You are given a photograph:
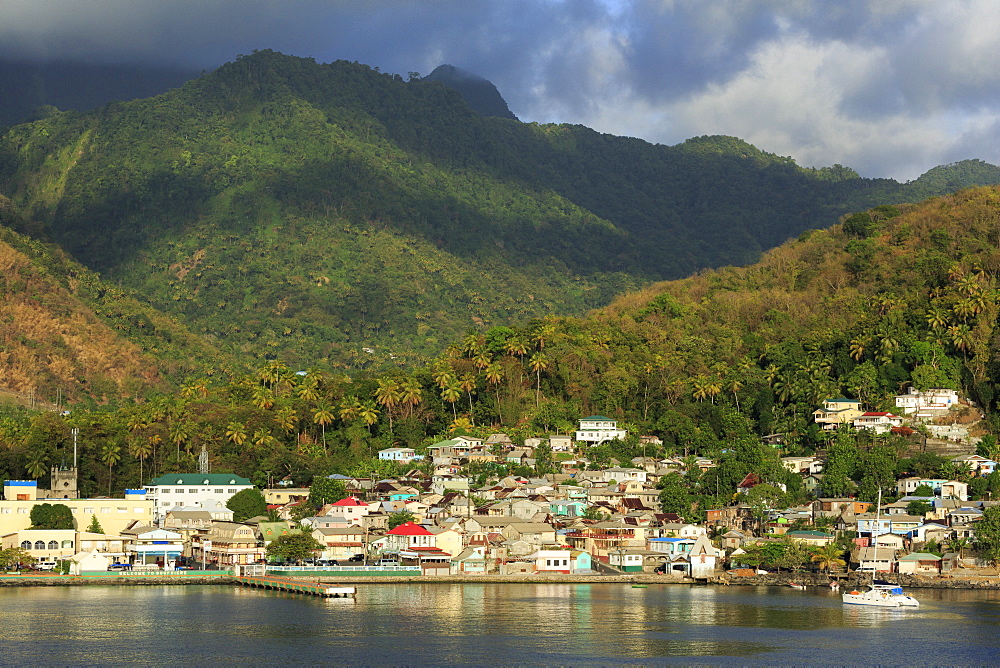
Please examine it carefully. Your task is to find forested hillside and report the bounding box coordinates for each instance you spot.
[3,186,1000,501]
[0,196,228,405]
[1,50,1000,372]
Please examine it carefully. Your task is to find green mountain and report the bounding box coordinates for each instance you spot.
[1,50,999,373]
[422,64,518,120]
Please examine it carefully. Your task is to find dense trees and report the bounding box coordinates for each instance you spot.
[226,488,268,522]
[29,503,74,530]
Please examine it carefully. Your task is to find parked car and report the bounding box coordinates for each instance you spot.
[107,562,132,571]
[348,554,365,562]
[35,560,58,571]
[376,559,400,567]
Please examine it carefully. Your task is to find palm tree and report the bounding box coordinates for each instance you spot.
[251,428,276,450]
[169,420,192,459]
[375,378,401,431]
[949,537,970,560]
[339,396,362,423]
[225,422,248,447]
[252,386,275,410]
[128,436,153,486]
[398,377,423,418]
[25,456,47,480]
[810,544,846,573]
[441,381,462,420]
[100,442,122,496]
[312,403,334,452]
[275,406,298,433]
[485,361,504,422]
[458,374,477,424]
[528,351,550,408]
[358,402,380,434]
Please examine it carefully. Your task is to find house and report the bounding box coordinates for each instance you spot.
[262,488,310,505]
[121,526,184,568]
[575,415,627,445]
[604,467,647,484]
[70,549,113,574]
[377,447,419,462]
[608,549,646,572]
[384,522,436,555]
[853,546,896,572]
[450,546,488,574]
[312,526,366,561]
[895,388,959,415]
[897,552,942,574]
[193,522,265,566]
[145,474,253,523]
[324,496,370,526]
[688,534,720,579]
[528,549,592,574]
[784,530,835,547]
[853,412,904,434]
[813,398,864,430]
[781,457,824,475]
[950,455,998,476]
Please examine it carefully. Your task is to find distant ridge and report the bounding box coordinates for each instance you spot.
[423,64,518,120]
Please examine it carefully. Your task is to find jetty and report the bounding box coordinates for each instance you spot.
[235,575,356,598]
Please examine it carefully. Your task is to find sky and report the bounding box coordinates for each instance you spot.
[2,0,999,181]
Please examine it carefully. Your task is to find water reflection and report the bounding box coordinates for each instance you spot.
[2,583,998,665]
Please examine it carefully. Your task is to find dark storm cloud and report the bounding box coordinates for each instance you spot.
[1,0,998,180]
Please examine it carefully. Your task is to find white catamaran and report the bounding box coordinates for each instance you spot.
[842,488,920,608]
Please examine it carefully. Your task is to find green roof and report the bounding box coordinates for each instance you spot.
[149,473,252,486]
[580,415,614,421]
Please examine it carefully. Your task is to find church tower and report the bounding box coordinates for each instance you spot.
[50,462,79,499]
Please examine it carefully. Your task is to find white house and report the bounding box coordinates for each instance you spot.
[603,467,647,484]
[145,474,253,523]
[377,447,420,462]
[895,388,959,415]
[852,412,903,434]
[575,416,627,445]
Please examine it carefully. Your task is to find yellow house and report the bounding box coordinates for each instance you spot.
[812,398,864,430]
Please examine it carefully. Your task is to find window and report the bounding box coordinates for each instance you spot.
[135,508,146,513]
[61,540,72,549]
[47,541,58,550]
[189,489,198,494]
[215,489,224,494]
[1,508,9,514]
[34,541,45,550]
[20,541,31,549]
[17,508,29,514]
[228,489,237,494]
[70,508,78,513]
[118,507,127,513]
[100,507,111,513]
[84,507,94,513]
[176,489,184,494]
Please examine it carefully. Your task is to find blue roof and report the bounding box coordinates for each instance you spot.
[4,480,37,486]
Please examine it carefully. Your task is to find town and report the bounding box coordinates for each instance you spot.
[3,389,998,586]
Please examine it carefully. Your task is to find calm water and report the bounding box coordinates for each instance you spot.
[1,583,998,666]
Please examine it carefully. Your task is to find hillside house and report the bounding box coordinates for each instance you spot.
[813,398,864,430]
[575,416,628,445]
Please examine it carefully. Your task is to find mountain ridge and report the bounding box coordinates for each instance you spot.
[1,50,1000,375]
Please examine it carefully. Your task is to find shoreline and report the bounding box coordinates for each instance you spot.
[3,571,999,589]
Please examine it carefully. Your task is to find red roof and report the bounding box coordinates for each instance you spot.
[387,521,434,536]
[332,496,366,507]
